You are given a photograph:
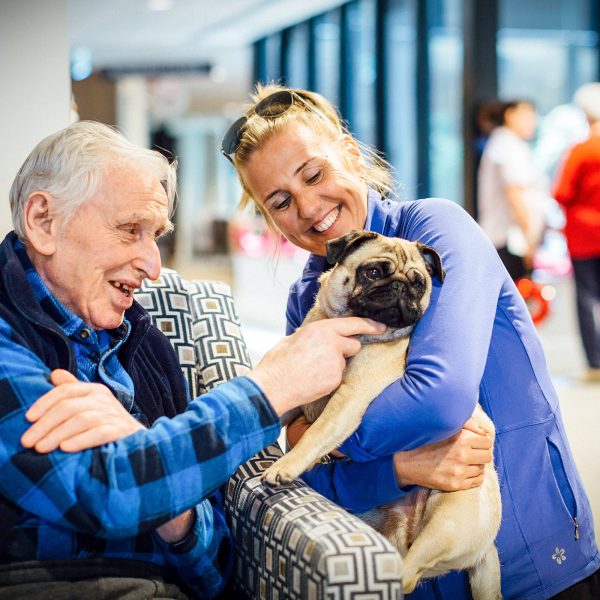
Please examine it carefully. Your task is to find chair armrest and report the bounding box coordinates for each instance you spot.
[225,444,403,599]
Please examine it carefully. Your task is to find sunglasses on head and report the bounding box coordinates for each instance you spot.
[220,90,314,164]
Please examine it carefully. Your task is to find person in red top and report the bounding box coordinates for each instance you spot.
[553,82,600,382]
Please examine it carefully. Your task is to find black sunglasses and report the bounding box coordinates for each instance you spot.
[220,90,313,163]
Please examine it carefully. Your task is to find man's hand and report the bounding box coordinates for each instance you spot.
[249,317,386,417]
[393,418,493,491]
[21,369,144,453]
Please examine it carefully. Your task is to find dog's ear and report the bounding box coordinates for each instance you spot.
[326,230,379,265]
[417,242,446,282]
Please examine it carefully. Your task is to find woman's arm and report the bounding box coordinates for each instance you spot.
[287,414,492,494]
[553,145,581,206]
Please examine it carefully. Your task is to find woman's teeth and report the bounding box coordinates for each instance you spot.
[314,207,340,233]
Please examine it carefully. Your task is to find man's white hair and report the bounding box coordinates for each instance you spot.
[574,82,600,123]
[9,121,177,240]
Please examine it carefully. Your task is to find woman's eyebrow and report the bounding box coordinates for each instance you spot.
[264,158,317,203]
[293,157,316,176]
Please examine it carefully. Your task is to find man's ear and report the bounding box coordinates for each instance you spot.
[24,192,59,256]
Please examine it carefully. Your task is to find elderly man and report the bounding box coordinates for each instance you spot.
[0,121,387,599]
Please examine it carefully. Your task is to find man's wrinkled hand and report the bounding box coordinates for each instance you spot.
[21,369,144,453]
[248,317,386,417]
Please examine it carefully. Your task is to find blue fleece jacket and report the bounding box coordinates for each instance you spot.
[286,192,599,599]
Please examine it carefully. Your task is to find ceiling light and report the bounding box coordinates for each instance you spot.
[148,0,173,11]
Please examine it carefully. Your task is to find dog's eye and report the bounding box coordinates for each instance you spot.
[364,266,383,281]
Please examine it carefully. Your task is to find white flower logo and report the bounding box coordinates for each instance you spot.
[552,547,566,565]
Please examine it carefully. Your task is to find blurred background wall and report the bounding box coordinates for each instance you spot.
[0,0,71,234]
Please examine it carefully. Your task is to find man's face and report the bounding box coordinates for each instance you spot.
[38,164,171,330]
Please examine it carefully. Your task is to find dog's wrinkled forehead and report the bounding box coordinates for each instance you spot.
[355,238,418,267]
[326,230,445,282]
[337,237,426,274]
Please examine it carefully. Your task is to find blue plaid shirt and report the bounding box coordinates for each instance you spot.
[0,240,281,598]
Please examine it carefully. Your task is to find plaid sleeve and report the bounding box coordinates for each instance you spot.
[0,317,281,540]
[154,493,233,598]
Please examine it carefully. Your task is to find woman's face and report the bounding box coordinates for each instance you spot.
[239,122,369,256]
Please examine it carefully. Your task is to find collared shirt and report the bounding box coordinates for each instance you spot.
[18,239,136,410]
[0,238,281,598]
[478,126,548,250]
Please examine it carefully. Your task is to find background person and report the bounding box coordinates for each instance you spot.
[553,82,600,383]
[477,99,549,280]
[223,84,600,599]
[0,120,389,599]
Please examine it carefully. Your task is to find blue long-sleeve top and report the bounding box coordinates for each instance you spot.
[285,192,599,599]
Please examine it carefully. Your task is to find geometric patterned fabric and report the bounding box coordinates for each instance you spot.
[225,444,404,600]
[140,270,404,599]
[139,269,251,397]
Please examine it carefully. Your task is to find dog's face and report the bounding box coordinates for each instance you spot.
[318,230,445,330]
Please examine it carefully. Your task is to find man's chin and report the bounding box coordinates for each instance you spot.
[88,310,126,331]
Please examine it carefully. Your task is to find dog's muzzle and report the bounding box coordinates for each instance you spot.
[348,280,424,328]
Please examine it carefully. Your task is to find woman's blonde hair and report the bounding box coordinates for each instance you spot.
[230,83,394,231]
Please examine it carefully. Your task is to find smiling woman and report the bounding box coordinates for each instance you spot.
[222,84,600,599]
[227,84,393,256]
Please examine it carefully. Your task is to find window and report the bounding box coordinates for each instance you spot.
[385,0,417,196]
[498,0,599,175]
[428,0,464,203]
[313,10,342,108]
[285,22,310,89]
[345,0,377,146]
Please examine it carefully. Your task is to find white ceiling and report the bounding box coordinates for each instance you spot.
[70,0,347,68]
[69,0,347,115]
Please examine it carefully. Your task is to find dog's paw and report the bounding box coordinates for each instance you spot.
[401,573,419,595]
[261,457,303,487]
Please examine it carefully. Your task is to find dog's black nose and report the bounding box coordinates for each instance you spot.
[391,280,409,298]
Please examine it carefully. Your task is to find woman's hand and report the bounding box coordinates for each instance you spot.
[393,417,494,491]
[21,369,145,453]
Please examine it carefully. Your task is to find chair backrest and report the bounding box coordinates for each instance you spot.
[138,269,252,398]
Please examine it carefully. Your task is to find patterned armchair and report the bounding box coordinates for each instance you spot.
[139,270,403,600]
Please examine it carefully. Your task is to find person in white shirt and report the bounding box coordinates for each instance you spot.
[477,100,549,280]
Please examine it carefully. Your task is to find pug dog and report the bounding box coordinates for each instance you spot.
[262,230,502,600]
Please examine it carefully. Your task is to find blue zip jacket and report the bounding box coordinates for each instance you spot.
[286,192,599,599]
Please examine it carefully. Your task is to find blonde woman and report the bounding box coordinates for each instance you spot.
[222,84,599,599]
